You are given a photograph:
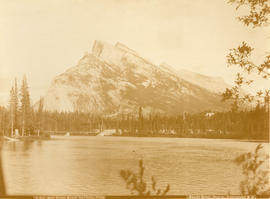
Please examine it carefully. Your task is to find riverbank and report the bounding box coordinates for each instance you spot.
[111,133,269,143]
[44,129,269,143]
[1,132,268,143]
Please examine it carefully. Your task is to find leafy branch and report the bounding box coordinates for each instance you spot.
[223,0,270,109]
[120,160,170,196]
[227,42,270,79]
[228,0,270,27]
[222,41,270,109]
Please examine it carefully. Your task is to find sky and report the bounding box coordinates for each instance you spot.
[0,0,269,106]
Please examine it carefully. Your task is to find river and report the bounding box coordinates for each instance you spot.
[1,136,269,195]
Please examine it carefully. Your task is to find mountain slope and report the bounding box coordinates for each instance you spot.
[42,40,229,115]
[159,63,231,93]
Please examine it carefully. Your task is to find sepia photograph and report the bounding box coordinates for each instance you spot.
[0,0,269,198]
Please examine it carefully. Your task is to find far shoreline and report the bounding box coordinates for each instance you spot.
[47,132,270,143]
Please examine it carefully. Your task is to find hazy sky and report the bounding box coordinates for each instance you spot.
[0,0,269,105]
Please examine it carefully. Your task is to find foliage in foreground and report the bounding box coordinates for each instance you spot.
[235,144,270,195]
[223,0,270,110]
[120,160,170,196]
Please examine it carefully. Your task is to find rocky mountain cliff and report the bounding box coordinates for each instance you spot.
[42,40,229,115]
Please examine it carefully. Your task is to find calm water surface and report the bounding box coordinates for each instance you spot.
[2,136,269,195]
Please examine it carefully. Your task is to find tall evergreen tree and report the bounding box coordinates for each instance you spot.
[20,75,31,136]
[13,78,19,130]
[37,97,44,135]
[9,86,15,136]
[138,106,143,135]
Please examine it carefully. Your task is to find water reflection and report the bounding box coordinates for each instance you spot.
[4,141,33,154]
[3,140,44,153]
[0,137,269,195]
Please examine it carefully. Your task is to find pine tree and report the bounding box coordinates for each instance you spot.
[14,78,19,130]
[138,107,143,135]
[20,75,31,136]
[9,86,15,136]
[37,97,44,135]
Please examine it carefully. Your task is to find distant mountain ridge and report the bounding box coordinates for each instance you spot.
[42,40,229,115]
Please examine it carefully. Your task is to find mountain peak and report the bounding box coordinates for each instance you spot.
[42,40,229,114]
[92,40,127,66]
[115,42,139,56]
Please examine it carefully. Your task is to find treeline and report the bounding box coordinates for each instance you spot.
[0,102,268,140]
[1,76,33,136]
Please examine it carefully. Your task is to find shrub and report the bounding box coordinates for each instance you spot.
[120,159,170,196]
[235,144,270,195]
